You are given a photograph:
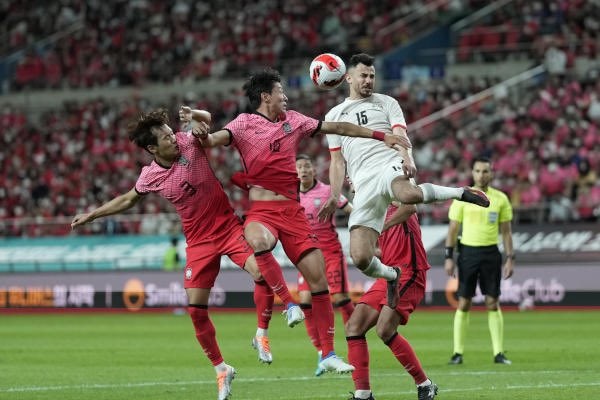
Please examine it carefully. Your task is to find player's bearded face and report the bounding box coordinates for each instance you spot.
[351,64,375,97]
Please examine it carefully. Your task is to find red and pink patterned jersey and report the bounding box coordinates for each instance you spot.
[378,205,430,271]
[135,131,236,244]
[224,111,321,200]
[299,180,348,244]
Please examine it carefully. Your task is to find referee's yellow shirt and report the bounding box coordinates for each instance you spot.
[448,186,513,247]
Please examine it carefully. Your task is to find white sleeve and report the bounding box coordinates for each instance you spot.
[326,133,341,150]
[385,96,407,129]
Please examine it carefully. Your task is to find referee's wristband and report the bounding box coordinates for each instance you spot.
[444,246,454,259]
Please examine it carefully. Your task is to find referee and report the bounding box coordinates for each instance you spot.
[444,156,515,365]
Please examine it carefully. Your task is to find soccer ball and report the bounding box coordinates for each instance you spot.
[309,53,346,89]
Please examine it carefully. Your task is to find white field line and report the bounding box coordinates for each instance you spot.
[1,370,598,395]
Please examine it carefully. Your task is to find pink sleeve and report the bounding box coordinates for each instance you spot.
[292,111,321,138]
[134,169,150,195]
[223,115,246,145]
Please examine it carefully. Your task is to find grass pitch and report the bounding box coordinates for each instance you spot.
[1,309,599,400]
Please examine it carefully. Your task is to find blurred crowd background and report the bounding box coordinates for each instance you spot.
[1,0,599,237]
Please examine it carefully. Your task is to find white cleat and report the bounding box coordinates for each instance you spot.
[317,352,355,374]
[252,335,273,364]
[282,303,305,328]
[216,364,235,400]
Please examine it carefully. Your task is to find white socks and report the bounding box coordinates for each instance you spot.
[362,257,397,280]
[418,183,464,203]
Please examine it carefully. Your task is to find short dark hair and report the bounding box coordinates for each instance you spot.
[127,109,169,151]
[296,153,312,162]
[348,53,375,68]
[243,68,281,110]
[472,156,492,168]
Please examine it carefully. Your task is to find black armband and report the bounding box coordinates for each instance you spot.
[444,246,454,259]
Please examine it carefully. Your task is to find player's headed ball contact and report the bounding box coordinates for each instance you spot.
[309,53,346,90]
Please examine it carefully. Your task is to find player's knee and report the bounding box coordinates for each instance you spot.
[375,323,395,342]
[345,317,363,336]
[350,251,371,269]
[247,237,272,252]
[396,190,421,205]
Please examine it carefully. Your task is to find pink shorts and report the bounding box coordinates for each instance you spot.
[183,217,251,289]
[244,200,319,264]
[298,247,349,294]
[359,269,427,325]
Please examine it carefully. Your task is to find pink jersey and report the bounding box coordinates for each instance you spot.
[299,180,348,245]
[135,131,236,244]
[378,205,430,271]
[224,111,321,200]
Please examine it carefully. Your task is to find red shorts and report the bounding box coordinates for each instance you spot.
[298,247,349,294]
[183,217,252,289]
[359,269,427,325]
[244,200,319,265]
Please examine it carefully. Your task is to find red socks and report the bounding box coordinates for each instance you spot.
[300,303,321,352]
[347,335,370,391]
[254,251,294,306]
[188,305,223,366]
[385,332,427,384]
[311,291,335,356]
[253,280,273,329]
[334,298,355,324]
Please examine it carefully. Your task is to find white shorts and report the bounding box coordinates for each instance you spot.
[348,162,405,233]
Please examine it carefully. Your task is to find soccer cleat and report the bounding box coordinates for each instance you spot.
[216,364,236,400]
[494,352,512,365]
[417,381,438,400]
[315,352,325,376]
[448,353,463,365]
[386,267,401,308]
[318,352,355,374]
[252,335,273,364]
[460,187,490,207]
[282,303,305,328]
[348,392,375,400]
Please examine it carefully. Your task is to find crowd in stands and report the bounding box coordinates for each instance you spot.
[1,66,599,236]
[4,0,485,91]
[454,0,599,63]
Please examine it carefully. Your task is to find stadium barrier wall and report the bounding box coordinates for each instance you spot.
[1,223,599,310]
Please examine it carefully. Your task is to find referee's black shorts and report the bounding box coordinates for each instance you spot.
[456,244,502,298]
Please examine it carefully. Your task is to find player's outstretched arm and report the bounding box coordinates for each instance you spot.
[318,149,346,221]
[179,106,211,126]
[319,121,412,149]
[71,188,141,229]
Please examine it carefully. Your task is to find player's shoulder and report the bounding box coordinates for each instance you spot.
[229,112,253,124]
[372,92,398,105]
[285,109,312,121]
[314,180,330,191]
[325,99,350,118]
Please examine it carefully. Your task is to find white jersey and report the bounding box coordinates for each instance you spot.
[325,93,407,189]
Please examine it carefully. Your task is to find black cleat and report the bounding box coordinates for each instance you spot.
[494,352,512,365]
[348,392,375,400]
[460,187,490,207]
[386,267,401,308]
[448,353,463,365]
[417,381,438,400]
